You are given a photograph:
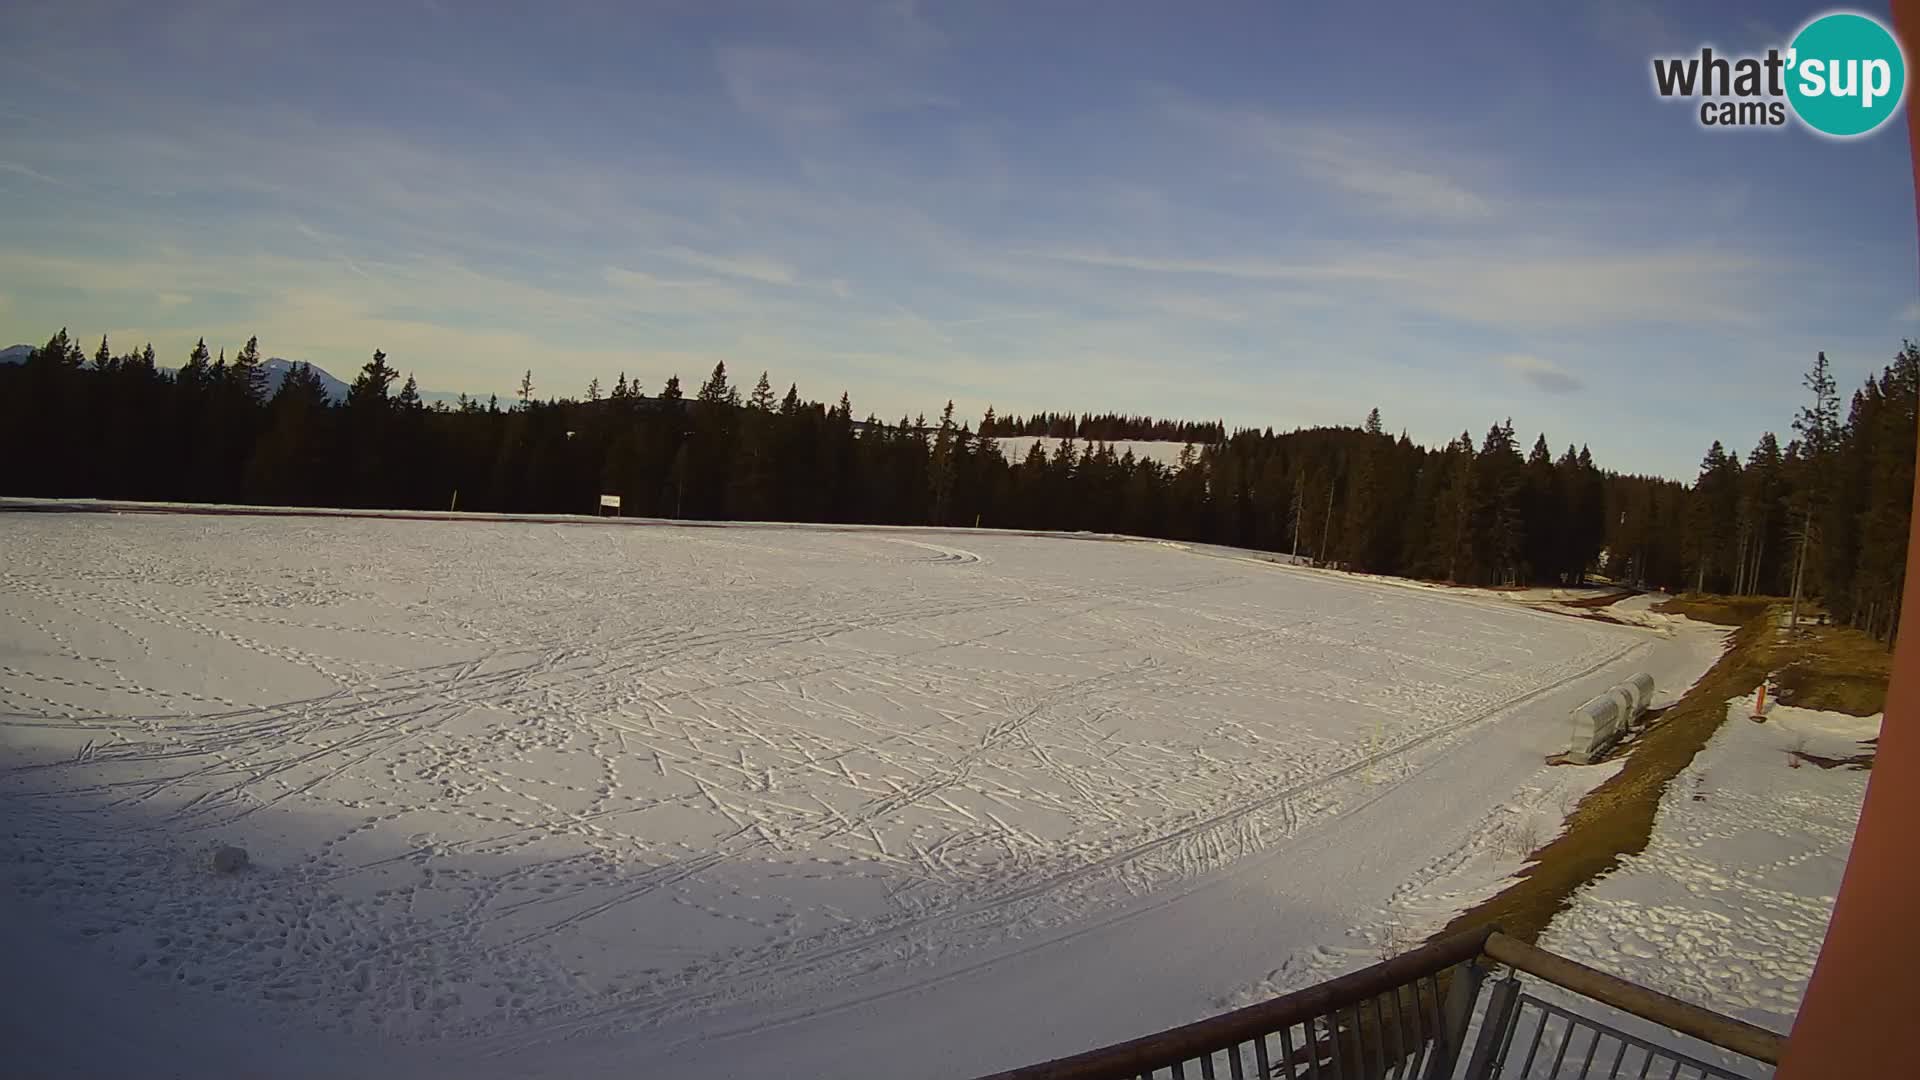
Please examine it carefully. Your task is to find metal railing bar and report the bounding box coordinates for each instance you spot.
[1201,1050,1217,1080]
[1515,996,1750,1078]
[1605,1035,1628,1080]
[1254,1034,1273,1080]
[1229,1040,1246,1080]
[1484,934,1784,1066]
[1546,1012,1577,1079]
[1517,1008,1551,1079]
[1490,988,1527,1076]
[1576,1025,1603,1079]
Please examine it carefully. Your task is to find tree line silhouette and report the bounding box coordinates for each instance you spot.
[1,328,1911,640]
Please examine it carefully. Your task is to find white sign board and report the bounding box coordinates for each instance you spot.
[599,494,622,510]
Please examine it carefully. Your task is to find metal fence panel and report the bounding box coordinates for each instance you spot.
[1462,979,1761,1080]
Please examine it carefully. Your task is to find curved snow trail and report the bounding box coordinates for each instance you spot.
[871,538,986,565]
[0,511,1723,1080]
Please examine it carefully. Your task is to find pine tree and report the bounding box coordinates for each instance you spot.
[517,369,535,409]
[1852,344,1918,638]
[586,377,601,402]
[749,371,775,412]
[1788,352,1841,632]
[93,335,114,374]
[975,407,1000,464]
[1520,434,1558,582]
[1732,433,1785,595]
[611,372,630,400]
[177,337,213,390]
[929,400,959,524]
[661,375,683,400]
[32,328,84,369]
[1341,420,1391,571]
[1471,420,1525,584]
[780,383,801,416]
[347,349,397,411]
[1431,432,1477,582]
[697,362,735,406]
[398,373,423,411]
[1687,440,1741,592]
[228,335,267,405]
[274,363,331,409]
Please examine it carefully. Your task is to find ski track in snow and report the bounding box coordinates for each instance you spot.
[1,513,1689,1068]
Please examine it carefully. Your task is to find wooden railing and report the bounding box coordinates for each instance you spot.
[973,927,1785,1080]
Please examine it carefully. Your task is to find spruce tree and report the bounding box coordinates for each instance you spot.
[347,349,397,411]
[697,362,735,406]
[178,337,212,389]
[1788,352,1840,631]
[1471,420,1525,585]
[229,335,267,405]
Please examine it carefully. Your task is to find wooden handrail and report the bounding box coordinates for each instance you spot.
[1484,931,1786,1066]
[973,926,1495,1080]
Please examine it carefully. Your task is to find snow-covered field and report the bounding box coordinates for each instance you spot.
[0,510,1724,1078]
[1539,700,1877,1038]
[994,436,1191,468]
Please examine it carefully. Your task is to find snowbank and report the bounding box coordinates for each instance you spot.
[1540,702,1878,1037]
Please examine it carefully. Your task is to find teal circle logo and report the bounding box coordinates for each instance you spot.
[1786,12,1907,137]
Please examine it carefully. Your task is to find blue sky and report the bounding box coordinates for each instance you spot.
[2,0,1915,478]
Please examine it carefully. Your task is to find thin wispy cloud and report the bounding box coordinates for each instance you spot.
[0,160,69,188]
[1032,247,1772,331]
[1158,103,1494,222]
[1495,354,1584,395]
[1290,132,1494,222]
[0,0,1908,479]
[657,246,797,287]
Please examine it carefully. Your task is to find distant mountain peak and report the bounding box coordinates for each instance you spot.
[260,358,350,403]
[0,345,481,404]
